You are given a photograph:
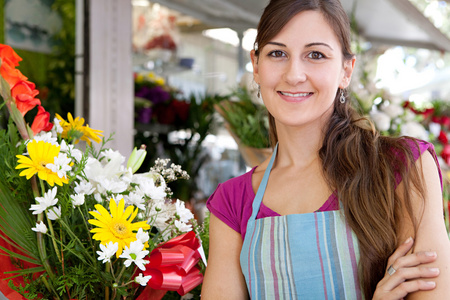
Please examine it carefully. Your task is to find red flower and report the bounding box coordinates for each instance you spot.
[11,81,41,116]
[438,130,448,145]
[0,61,28,87]
[0,44,22,68]
[441,144,450,166]
[403,101,435,119]
[31,105,53,134]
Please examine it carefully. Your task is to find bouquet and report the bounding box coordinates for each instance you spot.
[0,44,205,299]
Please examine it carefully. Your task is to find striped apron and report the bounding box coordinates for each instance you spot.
[240,145,363,299]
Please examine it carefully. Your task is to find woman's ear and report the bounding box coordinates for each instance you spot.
[250,50,260,84]
[339,56,356,89]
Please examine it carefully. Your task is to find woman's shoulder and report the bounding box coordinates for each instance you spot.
[383,136,442,187]
[206,167,257,234]
[382,136,434,161]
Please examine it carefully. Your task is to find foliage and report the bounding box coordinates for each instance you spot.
[0,44,205,299]
[215,87,270,149]
[134,75,225,201]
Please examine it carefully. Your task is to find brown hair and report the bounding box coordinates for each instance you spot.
[254,0,425,297]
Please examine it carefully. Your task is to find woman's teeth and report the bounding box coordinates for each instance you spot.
[280,92,310,97]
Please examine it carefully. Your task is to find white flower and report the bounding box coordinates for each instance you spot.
[98,177,128,194]
[381,103,404,119]
[97,241,119,263]
[94,193,103,203]
[71,193,85,207]
[133,174,166,200]
[46,152,72,179]
[32,221,48,234]
[181,293,194,300]
[429,122,441,137]
[175,220,192,232]
[135,273,152,286]
[175,199,194,223]
[102,149,126,164]
[30,187,58,215]
[404,109,416,121]
[119,240,149,271]
[33,131,58,145]
[60,140,83,162]
[136,228,149,244]
[74,180,95,195]
[401,121,429,141]
[47,205,61,220]
[53,117,63,134]
[124,191,145,210]
[370,111,391,132]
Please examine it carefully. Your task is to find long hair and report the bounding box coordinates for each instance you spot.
[254,0,425,297]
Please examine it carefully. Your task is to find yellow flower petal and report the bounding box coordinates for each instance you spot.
[88,198,150,257]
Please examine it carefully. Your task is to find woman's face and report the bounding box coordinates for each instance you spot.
[252,10,355,130]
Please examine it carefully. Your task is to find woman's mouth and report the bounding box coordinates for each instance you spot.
[278,91,313,102]
[279,91,312,97]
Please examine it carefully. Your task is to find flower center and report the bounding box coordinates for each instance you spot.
[112,221,129,238]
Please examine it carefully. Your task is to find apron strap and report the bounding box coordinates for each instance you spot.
[249,143,278,221]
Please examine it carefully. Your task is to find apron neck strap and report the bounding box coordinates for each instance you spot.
[250,143,278,220]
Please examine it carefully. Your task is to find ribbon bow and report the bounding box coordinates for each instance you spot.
[137,231,205,298]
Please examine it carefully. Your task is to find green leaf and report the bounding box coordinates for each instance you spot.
[0,244,40,265]
[3,266,46,279]
[0,179,40,263]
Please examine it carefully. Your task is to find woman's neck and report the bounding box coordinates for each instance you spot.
[274,123,325,169]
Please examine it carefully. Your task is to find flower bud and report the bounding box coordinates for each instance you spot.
[127,145,147,173]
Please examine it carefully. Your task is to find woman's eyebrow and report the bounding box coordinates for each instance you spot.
[266,41,334,50]
[305,42,334,50]
[267,41,286,47]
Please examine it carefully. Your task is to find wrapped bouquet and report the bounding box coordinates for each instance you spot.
[0,44,205,299]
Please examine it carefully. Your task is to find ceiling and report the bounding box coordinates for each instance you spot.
[150,0,450,52]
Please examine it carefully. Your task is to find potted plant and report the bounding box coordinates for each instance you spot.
[215,87,272,167]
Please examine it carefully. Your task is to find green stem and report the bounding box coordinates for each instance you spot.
[58,218,97,265]
[31,177,56,281]
[79,206,95,253]
[39,179,46,196]
[40,275,61,300]
[115,264,127,283]
[45,213,62,262]
[105,262,110,300]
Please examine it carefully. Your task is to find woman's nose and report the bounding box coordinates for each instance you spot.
[283,59,307,85]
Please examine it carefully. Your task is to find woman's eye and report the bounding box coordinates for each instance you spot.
[308,51,324,59]
[268,50,285,58]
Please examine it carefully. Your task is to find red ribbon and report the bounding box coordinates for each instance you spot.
[137,231,204,298]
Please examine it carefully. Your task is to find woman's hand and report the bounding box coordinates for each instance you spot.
[372,237,439,300]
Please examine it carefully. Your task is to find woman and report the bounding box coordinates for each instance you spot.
[202,0,450,299]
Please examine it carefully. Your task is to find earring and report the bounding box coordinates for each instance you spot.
[257,85,261,98]
[339,89,346,104]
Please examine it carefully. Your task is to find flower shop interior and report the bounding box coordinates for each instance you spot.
[1,0,450,299]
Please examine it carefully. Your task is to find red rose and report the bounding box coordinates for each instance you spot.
[441,144,450,166]
[438,130,448,145]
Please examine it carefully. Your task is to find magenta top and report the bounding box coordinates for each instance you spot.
[207,140,442,240]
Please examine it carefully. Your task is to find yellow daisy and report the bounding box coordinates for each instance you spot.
[16,140,69,186]
[55,113,103,145]
[88,198,150,257]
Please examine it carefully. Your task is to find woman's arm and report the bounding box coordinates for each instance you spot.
[201,214,249,299]
[374,150,450,299]
[405,150,450,299]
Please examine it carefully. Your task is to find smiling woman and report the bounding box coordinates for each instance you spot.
[201,0,450,299]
